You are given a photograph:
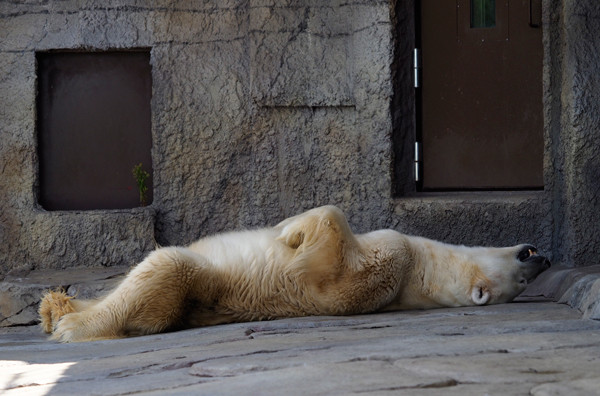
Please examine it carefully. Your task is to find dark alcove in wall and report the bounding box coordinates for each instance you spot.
[37,50,153,210]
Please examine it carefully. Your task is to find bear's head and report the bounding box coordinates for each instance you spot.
[470,244,551,305]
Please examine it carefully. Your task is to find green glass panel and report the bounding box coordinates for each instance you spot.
[471,0,496,28]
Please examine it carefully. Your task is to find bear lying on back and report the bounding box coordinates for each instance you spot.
[40,205,550,342]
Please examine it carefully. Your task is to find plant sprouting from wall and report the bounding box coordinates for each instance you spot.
[132,163,150,207]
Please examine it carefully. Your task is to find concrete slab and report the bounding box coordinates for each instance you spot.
[1,300,600,395]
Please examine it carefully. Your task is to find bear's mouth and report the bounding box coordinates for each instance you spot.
[517,245,539,261]
[517,245,551,283]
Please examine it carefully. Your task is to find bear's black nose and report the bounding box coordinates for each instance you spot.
[543,257,551,269]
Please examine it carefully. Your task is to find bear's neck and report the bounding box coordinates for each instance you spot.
[390,236,475,310]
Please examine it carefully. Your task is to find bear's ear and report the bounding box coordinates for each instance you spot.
[471,285,490,305]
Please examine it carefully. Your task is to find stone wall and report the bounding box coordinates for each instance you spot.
[0,0,599,276]
[547,0,600,267]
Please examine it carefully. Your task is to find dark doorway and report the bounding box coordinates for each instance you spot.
[418,0,543,190]
[37,51,153,210]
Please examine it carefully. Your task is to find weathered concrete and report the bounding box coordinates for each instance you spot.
[2,0,600,278]
[522,265,600,320]
[1,300,599,395]
[546,0,600,268]
[0,0,399,276]
[2,1,599,390]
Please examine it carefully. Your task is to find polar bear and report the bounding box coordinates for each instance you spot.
[39,205,550,342]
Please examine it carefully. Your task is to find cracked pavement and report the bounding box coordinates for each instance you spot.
[1,298,599,395]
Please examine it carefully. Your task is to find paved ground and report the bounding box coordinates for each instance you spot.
[1,297,600,396]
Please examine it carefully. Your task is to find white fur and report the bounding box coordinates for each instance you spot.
[39,205,546,342]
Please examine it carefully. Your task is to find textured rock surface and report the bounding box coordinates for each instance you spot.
[1,300,599,395]
[0,0,600,278]
[522,265,600,320]
[0,266,127,327]
[548,1,600,268]
[0,0,397,275]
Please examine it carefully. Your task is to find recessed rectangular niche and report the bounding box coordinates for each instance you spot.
[37,51,153,210]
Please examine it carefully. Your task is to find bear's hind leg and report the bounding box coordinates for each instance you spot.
[276,205,354,250]
[275,205,359,288]
[39,290,98,334]
[50,247,221,342]
[39,290,75,334]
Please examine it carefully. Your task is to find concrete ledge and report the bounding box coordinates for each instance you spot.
[521,265,600,319]
[0,266,127,327]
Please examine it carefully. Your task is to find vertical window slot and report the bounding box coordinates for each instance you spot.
[471,0,496,28]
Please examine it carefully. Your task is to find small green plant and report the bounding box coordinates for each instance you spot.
[132,163,150,207]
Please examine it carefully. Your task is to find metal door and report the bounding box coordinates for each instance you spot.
[419,0,543,190]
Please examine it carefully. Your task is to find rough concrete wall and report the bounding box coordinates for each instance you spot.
[391,193,552,249]
[151,0,396,245]
[0,0,396,275]
[0,0,598,276]
[550,0,600,267]
[0,21,156,274]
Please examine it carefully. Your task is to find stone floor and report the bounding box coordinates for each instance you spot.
[1,298,600,396]
[1,265,600,395]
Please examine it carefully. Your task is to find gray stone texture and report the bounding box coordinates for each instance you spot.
[547,1,600,268]
[522,265,600,320]
[0,266,127,327]
[0,0,599,277]
[2,300,600,395]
